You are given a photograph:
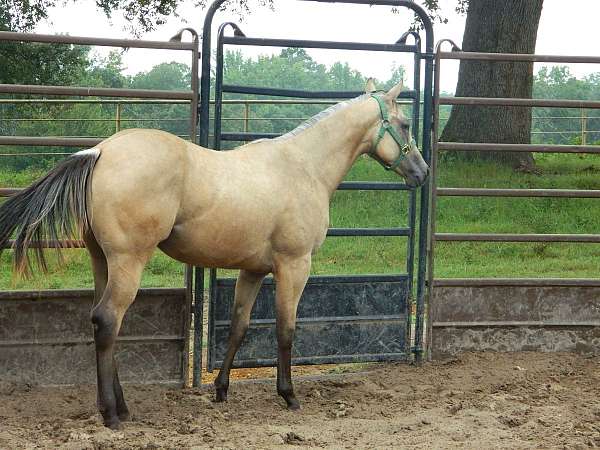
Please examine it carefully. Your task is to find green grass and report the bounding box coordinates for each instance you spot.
[2,151,600,290]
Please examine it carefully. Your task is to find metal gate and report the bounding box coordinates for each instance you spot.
[192,0,435,385]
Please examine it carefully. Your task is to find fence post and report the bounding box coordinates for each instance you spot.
[115,103,122,133]
[244,102,250,133]
[581,109,587,145]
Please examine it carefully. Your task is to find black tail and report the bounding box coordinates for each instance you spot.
[0,150,100,276]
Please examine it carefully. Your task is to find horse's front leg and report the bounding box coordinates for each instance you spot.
[273,253,311,410]
[214,270,266,402]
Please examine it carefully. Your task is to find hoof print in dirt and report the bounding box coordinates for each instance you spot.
[329,400,351,418]
[283,432,305,445]
[498,415,527,428]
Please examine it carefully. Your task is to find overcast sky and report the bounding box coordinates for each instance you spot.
[35,0,600,93]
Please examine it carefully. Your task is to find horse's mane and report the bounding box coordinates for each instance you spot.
[275,93,370,141]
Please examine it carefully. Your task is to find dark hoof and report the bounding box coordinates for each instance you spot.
[286,398,301,411]
[104,417,123,430]
[214,388,228,403]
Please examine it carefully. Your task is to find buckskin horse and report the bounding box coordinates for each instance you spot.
[0,80,428,429]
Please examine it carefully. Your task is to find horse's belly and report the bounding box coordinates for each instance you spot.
[158,222,273,273]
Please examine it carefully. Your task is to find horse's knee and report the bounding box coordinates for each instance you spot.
[91,306,117,350]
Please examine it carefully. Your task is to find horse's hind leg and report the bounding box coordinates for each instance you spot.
[91,250,153,429]
[84,233,131,421]
[214,270,266,401]
[273,254,311,410]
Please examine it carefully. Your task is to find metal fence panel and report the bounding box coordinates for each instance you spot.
[0,289,189,385]
[431,283,600,358]
[208,275,410,370]
[428,46,600,359]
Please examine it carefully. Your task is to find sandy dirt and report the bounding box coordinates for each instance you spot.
[1,352,599,449]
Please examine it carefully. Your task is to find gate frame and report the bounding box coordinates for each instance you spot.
[427,41,600,359]
[193,0,435,386]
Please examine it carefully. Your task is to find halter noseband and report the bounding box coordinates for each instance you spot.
[369,94,413,171]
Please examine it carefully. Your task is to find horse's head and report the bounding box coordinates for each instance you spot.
[365,79,429,187]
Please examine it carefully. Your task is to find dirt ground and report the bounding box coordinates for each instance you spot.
[0,352,599,450]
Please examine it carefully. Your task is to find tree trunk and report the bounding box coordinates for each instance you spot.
[440,0,544,169]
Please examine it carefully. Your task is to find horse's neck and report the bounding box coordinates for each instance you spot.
[284,99,379,197]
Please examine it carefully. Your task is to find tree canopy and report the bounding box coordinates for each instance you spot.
[1,0,274,34]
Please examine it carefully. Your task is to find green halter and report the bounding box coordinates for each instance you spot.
[369,94,413,171]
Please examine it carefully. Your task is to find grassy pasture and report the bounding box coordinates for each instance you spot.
[1,151,600,290]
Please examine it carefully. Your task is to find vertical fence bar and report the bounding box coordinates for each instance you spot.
[213,23,232,151]
[581,109,587,145]
[414,20,434,364]
[244,102,250,133]
[406,31,422,296]
[192,267,204,386]
[425,40,449,361]
[180,28,202,388]
[115,103,121,132]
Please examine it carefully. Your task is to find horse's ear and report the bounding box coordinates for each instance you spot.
[364,78,377,93]
[385,80,404,102]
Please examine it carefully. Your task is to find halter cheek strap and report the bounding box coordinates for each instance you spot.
[369,94,413,171]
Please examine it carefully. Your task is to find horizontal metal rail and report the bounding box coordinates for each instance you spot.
[338,182,413,191]
[435,233,600,243]
[216,274,408,285]
[0,84,194,100]
[436,188,600,198]
[437,142,600,154]
[440,96,600,109]
[0,335,185,347]
[223,353,408,368]
[220,132,280,141]
[432,278,600,287]
[439,51,600,64]
[216,314,406,327]
[0,287,185,300]
[0,31,195,50]
[0,137,103,147]
[327,228,410,237]
[222,35,418,53]
[0,99,191,105]
[222,84,417,99]
[432,320,600,328]
[0,98,416,105]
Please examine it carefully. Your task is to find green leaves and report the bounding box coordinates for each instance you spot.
[0,0,275,35]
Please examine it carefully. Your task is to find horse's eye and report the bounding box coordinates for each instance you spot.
[401,123,410,131]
